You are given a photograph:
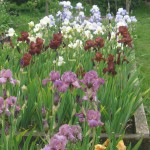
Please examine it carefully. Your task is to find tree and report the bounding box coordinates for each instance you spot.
[45,0,49,16]
[126,0,131,13]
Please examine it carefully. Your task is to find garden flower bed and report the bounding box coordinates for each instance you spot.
[0,1,149,150]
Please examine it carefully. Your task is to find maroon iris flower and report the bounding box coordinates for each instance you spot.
[20,53,32,67]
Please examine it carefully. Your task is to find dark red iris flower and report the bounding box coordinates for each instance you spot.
[20,53,32,67]
[49,40,61,50]
[92,52,105,62]
[49,33,63,50]
[95,37,105,48]
[117,26,132,48]
[17,31,30,44]
[53,33,63,44]
[103,54,117,76]
[84,40,95,51]
[29,37,43,55]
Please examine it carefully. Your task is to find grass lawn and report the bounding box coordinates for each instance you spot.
[133,2,150,128]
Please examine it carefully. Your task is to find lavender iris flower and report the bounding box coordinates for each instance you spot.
[130,16,137,22]
[59,124,82,142]
[41,124,82,149]
[50,71,60,82]
[49,15,55,26]
[75,2,84,10]
[54,80,69,93]
[42,78,50,86]
[87,110,104,127]
[0,69,19,85]
[49,134,67,150]
[0,69,12,79]
[6,96,17,106]
[106,13,113,20]
[75,112,85,122]
[0,97,4,114]
[80,70,104,101]
[90,5,100,14]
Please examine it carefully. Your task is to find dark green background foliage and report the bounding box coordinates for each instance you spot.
[5,0,143,14]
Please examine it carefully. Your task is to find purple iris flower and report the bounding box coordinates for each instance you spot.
[50,71,60,82]
[87,110,104,128]
[0,69,12,79]
[61,71,81,88]
[42,78,50,86]
[71,125,82,141]
[49,134,67,150]
[6,96,17,106]
[106,13,113,20]
[0,77,7,84]
[0,69,19,85]
[59,124,76,142]
[54,80,69,93]
[59,124,82,143]
[80,70,104,101]
[75,112,85,122]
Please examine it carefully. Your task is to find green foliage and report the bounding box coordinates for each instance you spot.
[5,0,143,15]
[0,2,12,33]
